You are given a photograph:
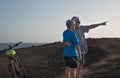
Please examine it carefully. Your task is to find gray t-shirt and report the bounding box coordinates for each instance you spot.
[74,25,90,54]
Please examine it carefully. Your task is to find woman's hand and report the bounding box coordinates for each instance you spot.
[78,54,82,61]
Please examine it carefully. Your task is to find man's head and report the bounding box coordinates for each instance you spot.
[66,19,75,30]
[71,16,80,27]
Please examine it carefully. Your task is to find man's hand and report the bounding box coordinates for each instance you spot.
[89,21,108,29]
[63,42,71,46]
[100,21,108,25]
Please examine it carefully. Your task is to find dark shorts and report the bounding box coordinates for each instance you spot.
[64,56,78,68]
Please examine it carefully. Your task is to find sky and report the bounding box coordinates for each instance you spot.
[0,0,120,43]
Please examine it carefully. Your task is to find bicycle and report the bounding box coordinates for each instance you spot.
[0,42,29,78]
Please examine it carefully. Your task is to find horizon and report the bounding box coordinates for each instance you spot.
[0,0,120,42]
[0,37,120,43]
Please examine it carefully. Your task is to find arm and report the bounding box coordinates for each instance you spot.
[75,44,82,60]
[89,21,108,29]
[75,44,81,55]
[62,41,71,46]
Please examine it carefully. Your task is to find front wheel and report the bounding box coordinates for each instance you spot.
[12,56,29,78]
[11,60,18,78]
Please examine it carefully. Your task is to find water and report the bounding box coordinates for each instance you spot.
[0,43,46,51]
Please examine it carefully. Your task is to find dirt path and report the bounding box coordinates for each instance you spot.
[82,38,120,78]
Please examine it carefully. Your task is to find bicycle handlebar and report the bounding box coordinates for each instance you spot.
[0,41,22,53]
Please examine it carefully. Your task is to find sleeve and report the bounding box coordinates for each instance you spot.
[63,31,70,42]
[82,26,91,33]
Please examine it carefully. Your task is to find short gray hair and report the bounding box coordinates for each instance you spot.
[66,19,74,29]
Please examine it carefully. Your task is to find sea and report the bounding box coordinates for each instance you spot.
[0,43,46,51]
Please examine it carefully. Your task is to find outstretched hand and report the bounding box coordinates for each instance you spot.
[101,21,108,25]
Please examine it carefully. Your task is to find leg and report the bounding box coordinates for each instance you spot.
[76,64,83,78]
[70,68,76,78]
[65,67,70,78]
[64,57,71,78]
[64,56,78,78]
[76,54,85,78]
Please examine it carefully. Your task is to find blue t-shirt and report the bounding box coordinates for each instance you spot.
[63,29,79,56]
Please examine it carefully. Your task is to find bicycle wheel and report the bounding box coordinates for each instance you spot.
[12,56,29,78]
[11,59,18,78]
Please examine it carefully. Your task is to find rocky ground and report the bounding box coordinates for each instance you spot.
[0,38,120,78]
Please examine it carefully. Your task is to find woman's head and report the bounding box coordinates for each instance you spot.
[66,19,75,30]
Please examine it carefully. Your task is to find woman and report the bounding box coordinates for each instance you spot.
[63,19,82,78]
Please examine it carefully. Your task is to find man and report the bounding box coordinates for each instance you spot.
[63,19,82,78]
[71,16,107,78]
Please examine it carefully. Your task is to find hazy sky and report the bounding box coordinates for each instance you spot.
[0,0,120,43]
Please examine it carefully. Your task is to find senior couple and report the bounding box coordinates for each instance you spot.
[63,16,107,78]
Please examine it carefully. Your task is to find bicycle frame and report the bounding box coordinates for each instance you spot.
[0,42,29,78]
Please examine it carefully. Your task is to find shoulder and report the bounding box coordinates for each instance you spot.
[76,25,86,30]
[63,29,69,33]
[63,29,73,35]
[64,30,76,37]
[71,31,77,37]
